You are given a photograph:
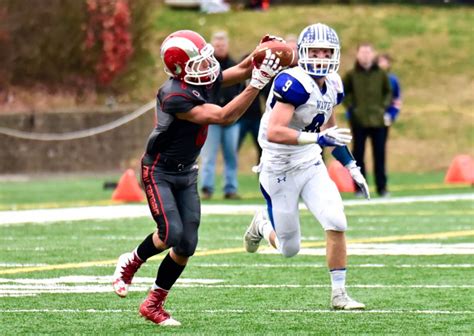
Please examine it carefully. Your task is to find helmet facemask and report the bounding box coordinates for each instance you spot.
[298,44,340,77]
[297,23,341,77]
[184,44,220,85]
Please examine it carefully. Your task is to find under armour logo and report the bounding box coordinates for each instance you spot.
[277,176,286,183]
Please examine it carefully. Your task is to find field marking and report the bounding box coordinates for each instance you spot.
[191,263,474,268]
[3,262,471,269]
[1,275,473,297]
[1,229,474,275]
[261,243,474,256]
[1,193,472,225]
[0,183,470,211]
[0,308,472,315]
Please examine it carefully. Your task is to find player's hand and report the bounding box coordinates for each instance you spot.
[259,34,286,45]
[346,161,370,200]
[250,49,282,90]
[316,126,352,147]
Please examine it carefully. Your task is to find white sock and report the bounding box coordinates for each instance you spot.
[330,268,346,291]
[151,283,167,291]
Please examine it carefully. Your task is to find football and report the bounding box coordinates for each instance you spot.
[252,40,296,68]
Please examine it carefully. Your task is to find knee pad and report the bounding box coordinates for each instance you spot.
[322,210,347,232]
[164,226,184,248]
[279,238,300,258]
[173,237,198,257]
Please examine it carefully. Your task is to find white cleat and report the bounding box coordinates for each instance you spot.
[112,251,144,298]
[243,210,264,253]
[331,288,366,310]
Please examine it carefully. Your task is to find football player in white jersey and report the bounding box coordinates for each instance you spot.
[244,23,370,310]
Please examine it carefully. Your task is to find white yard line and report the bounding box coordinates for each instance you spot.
[1,193,472,225]
[260,243,474,256]
[2,262,472,269]
[0,308,472,315]
[191,263,474,268]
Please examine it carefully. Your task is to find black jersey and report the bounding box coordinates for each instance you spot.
[145,74,223,165]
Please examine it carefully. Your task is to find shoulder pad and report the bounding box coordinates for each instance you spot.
[326,73,344,105]
[326,73,344,94]
[273,68,313,108]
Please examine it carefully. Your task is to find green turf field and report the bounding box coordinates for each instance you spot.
[0,171,472,210]
[0,189,473,334]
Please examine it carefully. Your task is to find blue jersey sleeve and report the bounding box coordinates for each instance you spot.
[389,74,401,99]
[272,72,310,108]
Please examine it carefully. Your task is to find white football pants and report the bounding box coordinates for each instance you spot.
[259,160,347,258]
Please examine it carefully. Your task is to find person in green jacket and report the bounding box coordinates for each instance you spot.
[343,43,392,197]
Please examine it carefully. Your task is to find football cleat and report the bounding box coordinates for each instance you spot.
[140,288,181,326]
[243,210,264,253]
[331,288,366,310]
[112,251,144,298]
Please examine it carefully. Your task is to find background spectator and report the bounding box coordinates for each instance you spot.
[377,53,402,128]
[342,43,392,197]
[200,31,242,200]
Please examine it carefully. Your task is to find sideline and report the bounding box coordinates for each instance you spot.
[0,193,472,226]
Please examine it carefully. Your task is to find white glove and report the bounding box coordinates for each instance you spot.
[250,49,282,90]
[346,161,370,200]
[259,34,286,44]
[317,126,352,147]
[384,113,392,126]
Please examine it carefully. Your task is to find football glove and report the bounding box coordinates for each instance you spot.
[259,34,286,44]
[250,49,282,90]
[346,161,370,200]
[317,126,352,147]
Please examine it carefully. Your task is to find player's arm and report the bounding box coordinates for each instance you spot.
[267,101,299,144]
[177,51,282,125]
[221,34,285,87]
[221,53,253,87]
[176,85,260,125]
[328,107,370,200]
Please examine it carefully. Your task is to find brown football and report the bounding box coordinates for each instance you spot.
[252,40,297,68]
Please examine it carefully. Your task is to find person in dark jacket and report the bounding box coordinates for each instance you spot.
[200,31,243,200]
[343,43,392,197]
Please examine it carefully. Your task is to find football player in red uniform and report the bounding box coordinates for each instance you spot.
[112,30,282,326]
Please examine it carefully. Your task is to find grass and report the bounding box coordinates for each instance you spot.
[0,197,473,335]
[0,171,472,210]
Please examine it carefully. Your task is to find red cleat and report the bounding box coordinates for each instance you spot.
[112,251,143,297]
[139,288,181,326]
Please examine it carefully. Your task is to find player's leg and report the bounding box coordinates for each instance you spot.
[200,125,221,198]
[222,123,240,198]
[113,164,176,298]
[139,172,197,326]
[301,162,365,310]
[244,170,301,257]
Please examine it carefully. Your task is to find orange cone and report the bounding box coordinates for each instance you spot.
[112,169,144,202]
[328,160,355,192]
[444,155,474,184]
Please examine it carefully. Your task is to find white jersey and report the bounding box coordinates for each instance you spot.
[258,67,344,173]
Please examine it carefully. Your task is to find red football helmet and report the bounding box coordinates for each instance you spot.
[161,30,220,85]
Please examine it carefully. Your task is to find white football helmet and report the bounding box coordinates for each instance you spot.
[297,23,340,77]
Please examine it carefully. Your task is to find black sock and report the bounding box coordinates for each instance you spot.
[155,253,186,290]
[136,233,162,261]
